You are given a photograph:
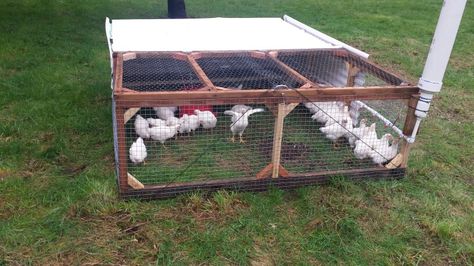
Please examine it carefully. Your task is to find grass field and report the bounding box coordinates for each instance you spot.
[1,0,473,264]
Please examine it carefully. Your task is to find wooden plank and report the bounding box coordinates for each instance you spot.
[299,83,314,89]
[256,163,273,179]
[124,108,140,124]
[268,52,317,87]
[279,165,289,177]
[115,106,129,193]
[114,86,419,106]
[250,51,266,59]
[284,103,299,116]
[125,167,406,200]
[127,173,145,189]
[113,53,124,93]
[386,153,403,169]
[272,103,286,178]
[123,52,137,61]
[400,95,419,168]
[186,55,215,89]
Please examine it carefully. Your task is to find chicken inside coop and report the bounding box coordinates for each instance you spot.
[125,99,404,186]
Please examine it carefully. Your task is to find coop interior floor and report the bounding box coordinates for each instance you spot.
[126,106,384,185]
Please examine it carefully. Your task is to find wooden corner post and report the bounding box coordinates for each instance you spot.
[400,95,419,168]
[115,105,129,193]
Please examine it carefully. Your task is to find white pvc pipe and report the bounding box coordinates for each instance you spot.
[354,101,410,141]
[416,0,467,118]
[418,0,467,94]
[283,15,370,59]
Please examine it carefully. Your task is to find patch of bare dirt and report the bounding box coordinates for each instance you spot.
[20,159,47,179]
[258,139,312,163]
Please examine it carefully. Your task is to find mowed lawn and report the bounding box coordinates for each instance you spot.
[1,0,473,264]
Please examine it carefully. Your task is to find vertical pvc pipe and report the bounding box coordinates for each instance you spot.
[416,0,467,118]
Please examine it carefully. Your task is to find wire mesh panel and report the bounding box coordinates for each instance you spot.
[277,50,405,87]
[196,52,303,89]
[122,54,204,91]
[281,99,407,175]
[124,102,275,185]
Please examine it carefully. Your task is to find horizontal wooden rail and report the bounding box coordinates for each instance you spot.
[120,168,406,199]
[114,86,419,107]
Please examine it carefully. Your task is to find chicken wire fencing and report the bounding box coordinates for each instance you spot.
[120,98,408,188]
[125,102,274,185]
[113,49,416,198]
[119,50,406,92]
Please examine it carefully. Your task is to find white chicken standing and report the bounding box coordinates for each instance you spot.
[194,110,217,129]
[346,119,368,147]
[311,103,346,124]
[165,116,181,139]
[134,115,150,139]
[320,111,353,145]
[129,137,147,164]
[146,118,167,127]
[224,108,264,143]
[153,107,176,120]
[323,105,351,126]
[353,123,378,160]
[178,114,200,135]
[370,136,399,166]
[149,124,180,146]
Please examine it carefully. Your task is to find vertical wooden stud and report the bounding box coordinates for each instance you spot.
[346,62,360,87]
[272,103,286,178]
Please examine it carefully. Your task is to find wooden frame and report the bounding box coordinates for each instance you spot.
[112,48,420,199]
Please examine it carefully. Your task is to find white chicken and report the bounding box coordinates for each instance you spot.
[311,103,347,124]
[146,118,167,127]
[370,136,399,166]
[194,110,217,129]
[320,113,353,144]
[178,114,200,135]
[224,108,264,143]
[353,123,378,159]
[165,116,181,139]
[134,115,150,139]
[165,116,180,126]
[153,107,176,120]
[346,119,368,147]
[231,104,252,114]
[129,137,147,164]
[323,105,351,126]
[149,124,180,146]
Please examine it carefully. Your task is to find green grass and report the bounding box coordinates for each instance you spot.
[1,0,473,264]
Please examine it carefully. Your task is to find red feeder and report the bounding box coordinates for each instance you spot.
[179,105,214,117]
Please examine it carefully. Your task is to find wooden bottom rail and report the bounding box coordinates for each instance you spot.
[119,167,406,200]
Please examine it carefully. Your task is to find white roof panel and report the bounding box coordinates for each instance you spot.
[110,17,339,52]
